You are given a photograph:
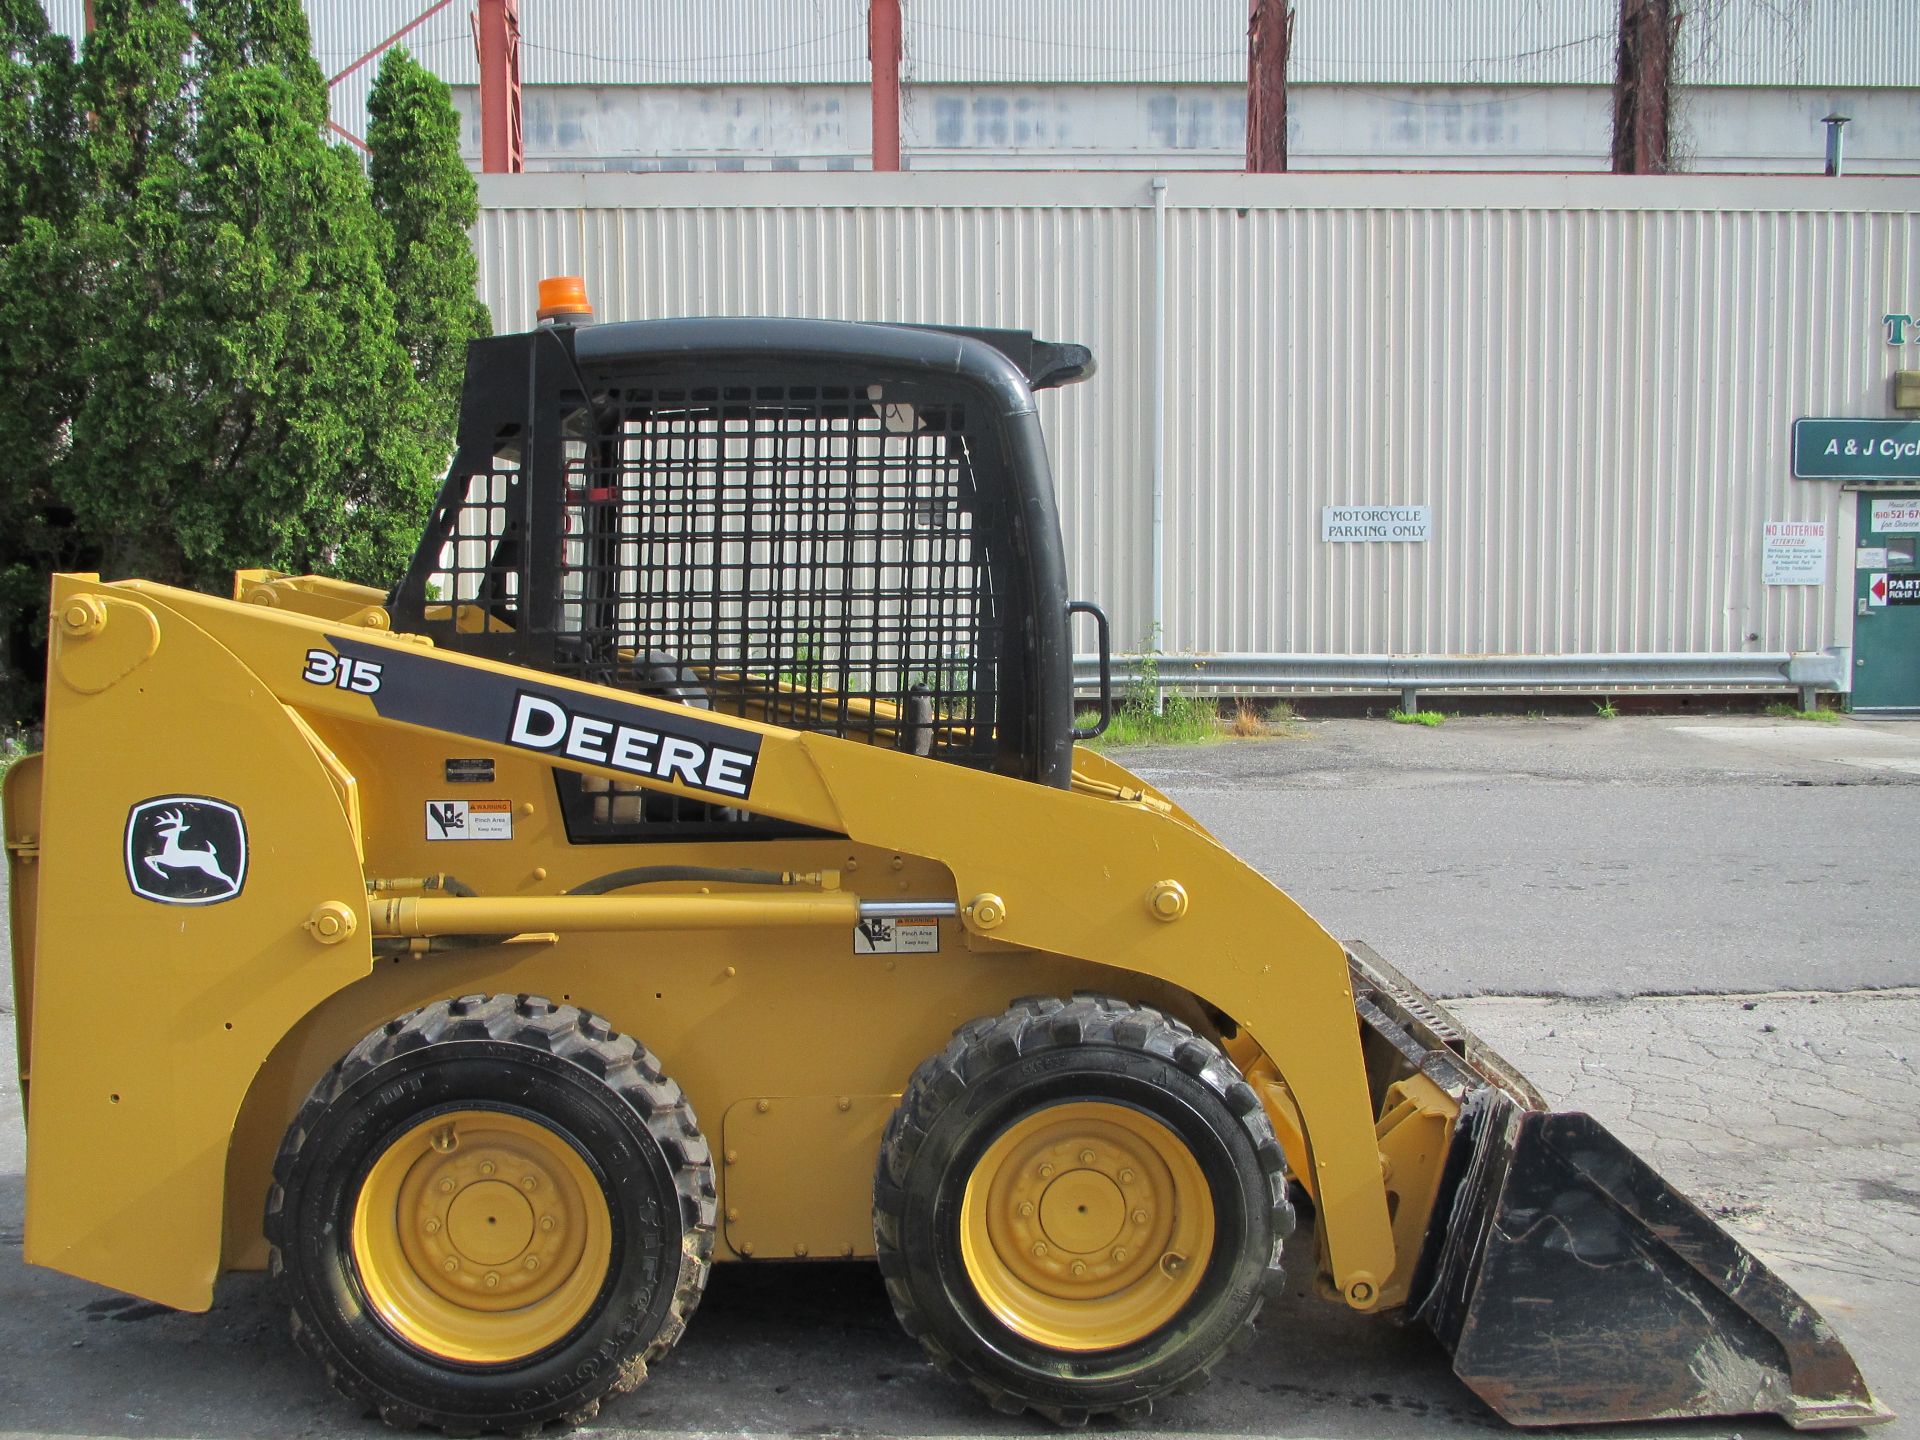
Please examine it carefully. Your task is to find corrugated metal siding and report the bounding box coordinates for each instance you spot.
[1679,0,1920,88]
[902,1,1242,84]
[1159,199,1911,656]
[1293,1,1614,86]
[474,173,1917,664]
[32,0,1920,155]
[34,0,1920,89]
[513,0,867,85]
[305,1,476,151]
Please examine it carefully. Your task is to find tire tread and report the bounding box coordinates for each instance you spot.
[873,994,1293,1425]
[265,993,714,1435]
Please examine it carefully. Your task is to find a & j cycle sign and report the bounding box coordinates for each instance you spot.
[1792,418,1920,481]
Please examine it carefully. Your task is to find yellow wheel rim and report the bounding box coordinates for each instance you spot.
[959,1100,1215,1352]
[350,1109,613,1364]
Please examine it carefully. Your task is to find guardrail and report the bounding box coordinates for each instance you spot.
[1071,651,1846,713]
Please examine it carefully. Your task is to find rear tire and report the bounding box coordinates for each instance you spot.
[266,994,714,1434]
[874,994,1291,1425]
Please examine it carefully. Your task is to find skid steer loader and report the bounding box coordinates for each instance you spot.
[4,280,1889,1434]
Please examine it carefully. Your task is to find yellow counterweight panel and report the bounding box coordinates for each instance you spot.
[37,577,1400,1310]
[25,576,371,1311]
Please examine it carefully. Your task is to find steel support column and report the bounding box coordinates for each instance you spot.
[1245,0,1292,173]
[869,0,902,172]
[477,0,523,175]
[1612,0,1677,174]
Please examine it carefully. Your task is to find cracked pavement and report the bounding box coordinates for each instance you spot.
[2,716,1916,1439]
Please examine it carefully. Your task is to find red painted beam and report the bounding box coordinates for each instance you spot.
[869,0,901,172]
[327,0,457,88]
[1245,0,1292,172]
[477,0,523,174]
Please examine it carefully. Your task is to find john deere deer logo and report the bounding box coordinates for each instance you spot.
[124,796,247,905]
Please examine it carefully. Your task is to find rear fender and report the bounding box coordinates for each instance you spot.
[24,576,369,1310]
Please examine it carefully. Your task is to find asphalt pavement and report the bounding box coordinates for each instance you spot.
[2,714,1916,1440]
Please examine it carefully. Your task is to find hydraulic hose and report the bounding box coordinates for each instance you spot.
[566,865,793,896]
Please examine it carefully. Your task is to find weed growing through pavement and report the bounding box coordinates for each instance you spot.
[1764,702,1842,724]
[1593,697,1620,718]
[0,728,34,779]
[1078,629,1221,748]
[1388,708,1446,727]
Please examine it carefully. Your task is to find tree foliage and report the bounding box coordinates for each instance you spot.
[0,0,488,720]
[368,47,491,457]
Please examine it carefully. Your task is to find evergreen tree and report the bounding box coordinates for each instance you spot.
[368,46,491,444]
[165,63,434,587]
[194,0,327,126]
[0,1,89,716]
[0,0,83,240]
[0,0,476,719]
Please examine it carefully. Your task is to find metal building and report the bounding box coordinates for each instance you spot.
[475,170,1920,706]
[33,1,1920,174]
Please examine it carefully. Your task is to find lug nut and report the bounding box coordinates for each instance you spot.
[1079,1149,1095,1165]
[521,1176,538,1191]
[484,1272,500,1289]
[479,1160,496,1176]
[424,1218,441,1235]
[1032,1242,1049,1258]
[1018,1201,1034,1217]
[1038,1162,1054,1179]
[1112,1247,1128,1263]
[443,1257,459,1272]
[540,1216,555,1232]
[1070,1261,1086,1276]
[1119,1169,1135,1184]
[438,1179,456,1194]
[525,1256,540,1271]
[1132,1209,1149,1225]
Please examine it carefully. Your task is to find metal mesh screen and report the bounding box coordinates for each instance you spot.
[546,380,1002,766]
[426,439,523,625]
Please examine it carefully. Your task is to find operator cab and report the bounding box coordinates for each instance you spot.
[388,283,1102,838]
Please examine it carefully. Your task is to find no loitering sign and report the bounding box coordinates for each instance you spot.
[1761,520,1826,585]
[1322,505,1431,542]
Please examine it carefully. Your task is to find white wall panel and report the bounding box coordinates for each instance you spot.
[475,173,1919,666]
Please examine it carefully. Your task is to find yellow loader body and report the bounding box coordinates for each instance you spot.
[12,573,1400,1309]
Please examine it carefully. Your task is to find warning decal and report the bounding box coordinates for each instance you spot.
[426,798,514,841]
[854,917,940,954]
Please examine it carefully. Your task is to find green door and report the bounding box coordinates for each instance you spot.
[1852,491,1920,711]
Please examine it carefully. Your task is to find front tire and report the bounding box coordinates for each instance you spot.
[266,994,714,1434]
[874,995,1291,1425]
